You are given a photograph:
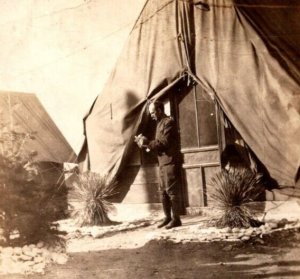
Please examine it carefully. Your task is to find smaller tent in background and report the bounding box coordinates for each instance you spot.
[0,91,77,217]
[0,91,76,164]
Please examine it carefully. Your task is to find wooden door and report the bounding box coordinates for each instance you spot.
[173,83,221,209]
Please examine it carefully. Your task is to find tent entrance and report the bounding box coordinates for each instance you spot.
[171,82,222,208]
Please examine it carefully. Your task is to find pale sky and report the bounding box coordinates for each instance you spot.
[0,0,146,153]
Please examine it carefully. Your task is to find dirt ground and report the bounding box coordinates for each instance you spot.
[2,219,300,279]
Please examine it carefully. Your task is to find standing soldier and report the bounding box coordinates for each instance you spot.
[135,100,182,229]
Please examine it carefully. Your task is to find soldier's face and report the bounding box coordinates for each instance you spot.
[149,103,160,121]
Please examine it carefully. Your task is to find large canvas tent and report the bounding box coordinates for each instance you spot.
[78,0,300,204]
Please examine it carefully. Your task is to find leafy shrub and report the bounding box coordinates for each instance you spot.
[210,167,265,228]
[70,172,117,226]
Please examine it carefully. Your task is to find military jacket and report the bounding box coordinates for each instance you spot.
[148,116,178,166]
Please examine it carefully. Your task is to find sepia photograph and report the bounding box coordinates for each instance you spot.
[0,0,300,278]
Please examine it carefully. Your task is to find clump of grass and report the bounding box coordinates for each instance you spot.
[210,167,265,228]
[70,172,117,226]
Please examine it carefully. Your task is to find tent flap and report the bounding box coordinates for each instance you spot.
[83,0,193,179]
[194,0,300,186]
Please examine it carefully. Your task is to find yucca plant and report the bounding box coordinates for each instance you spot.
[210,167,265,228]
[70,172,117,226]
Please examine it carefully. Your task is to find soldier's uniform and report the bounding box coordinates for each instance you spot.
[148,116,182,229]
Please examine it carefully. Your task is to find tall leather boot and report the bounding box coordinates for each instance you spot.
[157,194,172,228]
[165,198,182,229]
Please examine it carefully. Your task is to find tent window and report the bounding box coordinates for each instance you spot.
[177,87,198,148]
[177,84,218,149]
[195,86,218,147]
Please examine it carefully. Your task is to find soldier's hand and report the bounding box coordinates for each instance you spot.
[134,134,144,148]
[134,134,149,149]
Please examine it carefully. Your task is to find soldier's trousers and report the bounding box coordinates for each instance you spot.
[158,164,179,201]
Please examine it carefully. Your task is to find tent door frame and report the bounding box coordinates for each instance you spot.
[170,82,223,210]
